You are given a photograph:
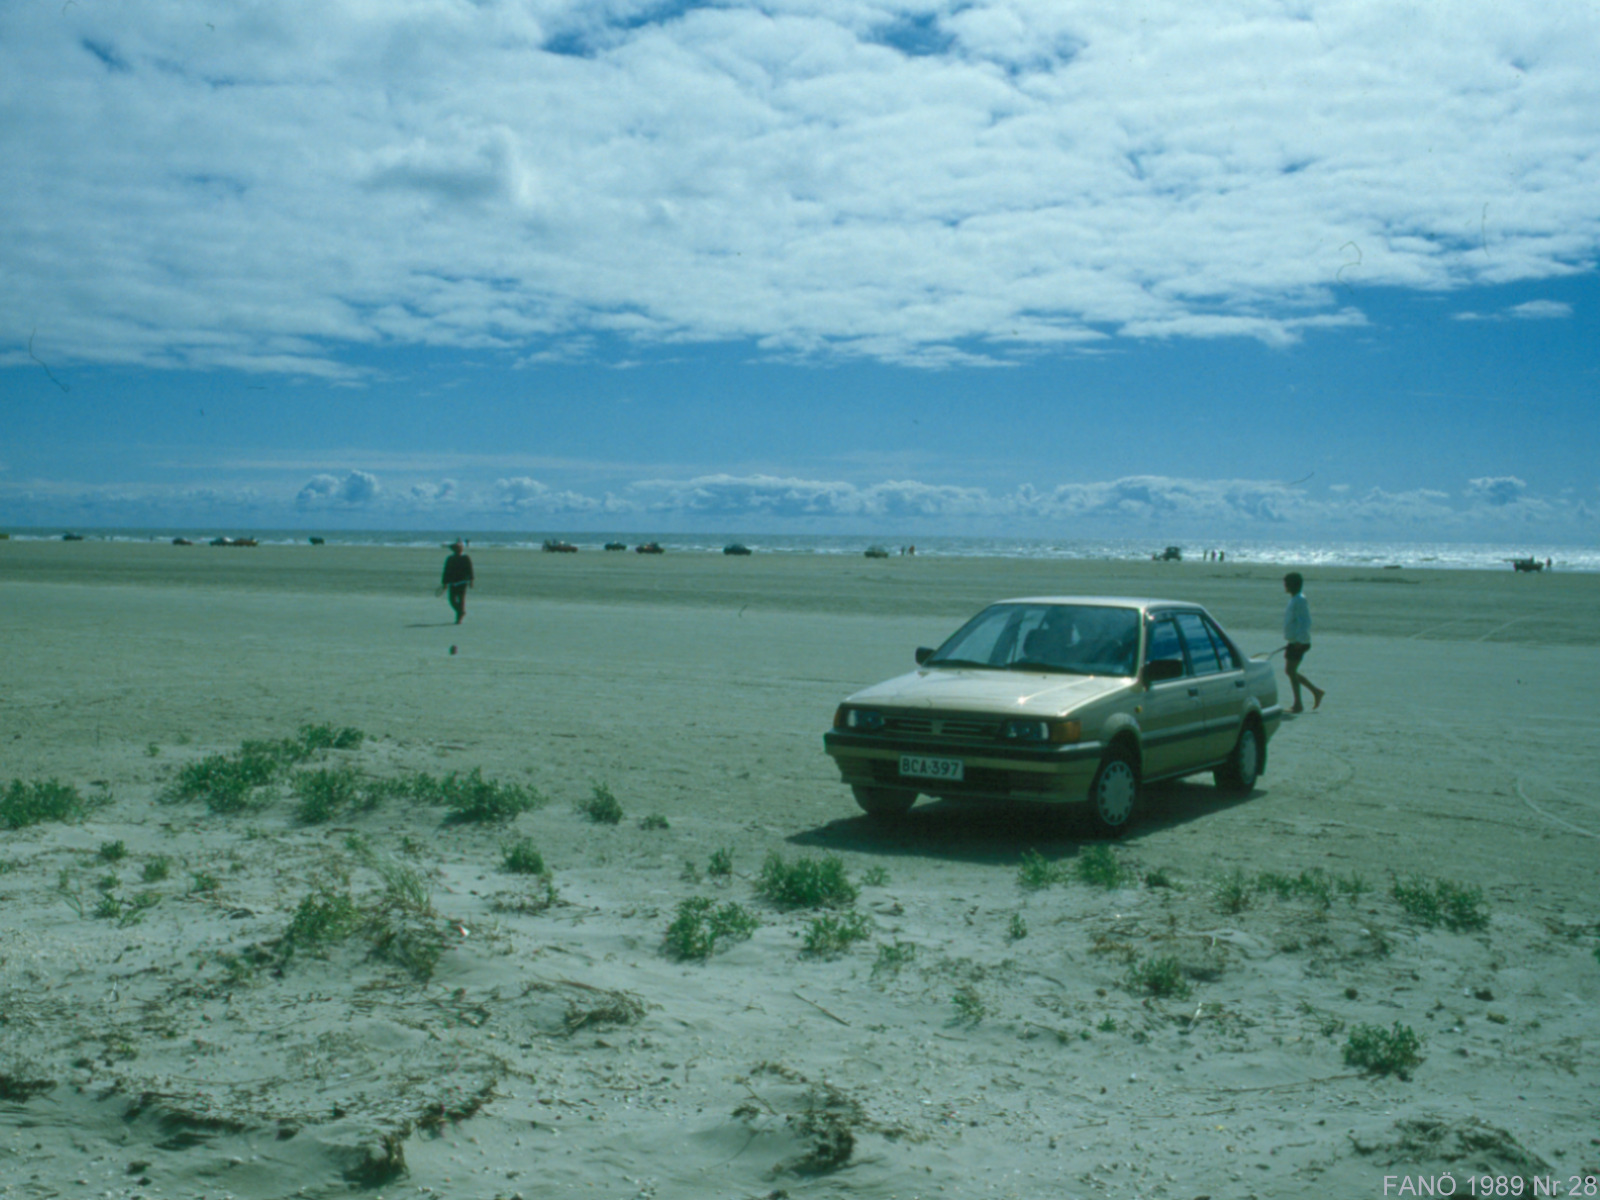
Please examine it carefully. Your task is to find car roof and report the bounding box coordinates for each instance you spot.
[993,596,1205,612]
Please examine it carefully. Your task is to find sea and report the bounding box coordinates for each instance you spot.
[6,527,1597,572]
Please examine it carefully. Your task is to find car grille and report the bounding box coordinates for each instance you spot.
[882,714,1003,740]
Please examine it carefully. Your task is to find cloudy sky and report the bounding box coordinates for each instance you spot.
[2,0,1596,539]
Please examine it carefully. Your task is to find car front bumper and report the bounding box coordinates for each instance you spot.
[823,731,1105,804]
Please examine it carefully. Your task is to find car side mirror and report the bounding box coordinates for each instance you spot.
[1142,658,1184,685]
[915,646,933,665]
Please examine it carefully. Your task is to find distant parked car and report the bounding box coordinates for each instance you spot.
[542,539,578,553]
[604,542,627,551]
[636,542,664,554]
[723,543,752,556]
[864,545,890,558]
[823,596,1281,836]
[1156,546,1183,561]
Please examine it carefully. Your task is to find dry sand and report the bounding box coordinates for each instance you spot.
[1,540,1597,1200]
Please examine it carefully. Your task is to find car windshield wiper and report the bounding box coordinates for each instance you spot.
[923,657,997,669]
[1008,660,1091,674]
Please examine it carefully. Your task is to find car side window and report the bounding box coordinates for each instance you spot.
[1175,612,1222,676]
[1202,614,1241,670]
[1145,616,1185,675]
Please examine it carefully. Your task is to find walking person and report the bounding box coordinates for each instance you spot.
[441,540,474,624]
[1281,572,1325,713]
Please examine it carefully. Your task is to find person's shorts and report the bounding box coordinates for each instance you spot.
[1285,642,1311,671]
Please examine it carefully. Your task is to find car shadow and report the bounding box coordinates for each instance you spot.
[788,780,1265,868]
[403,622,461,628]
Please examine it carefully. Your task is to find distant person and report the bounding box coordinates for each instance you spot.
[441,540,474,624]
[1218,550,1225,562]
[1281,572,1325,713]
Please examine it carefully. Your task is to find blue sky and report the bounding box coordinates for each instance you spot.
[3,0,1596,540]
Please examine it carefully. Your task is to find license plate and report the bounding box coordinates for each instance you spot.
[900,754,964,782]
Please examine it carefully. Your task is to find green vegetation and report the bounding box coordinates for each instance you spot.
[280,888,362,959]
[141,856,172,883]
[97,840,128,863]
[951,986,987,1025]
[274,858,447,981]
[1215,868,1253,914]
[1007,912,1028,942]
[164,725,364,814]
[756,852,858,910]
[872,941,916,977]
[189,870,221,895]
[1391,876,1490,931]
[1017,849,1065,889]
[1343,1021,1425,1078]
[707,847,734,878]
[663,897,759,961]
[638,813,670,830]
[500,838,546,876]
[1126,954,1192,999]
[578,782,624,825]
[801,910,872,958]
[439,768,545,825]
[1074,844,1131,889]
[292,766,364,824]
[2,779,90,829]
[860,865,889,887]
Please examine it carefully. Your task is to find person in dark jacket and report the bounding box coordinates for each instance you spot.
[441,540,474,624]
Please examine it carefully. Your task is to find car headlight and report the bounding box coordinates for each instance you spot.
[834,706,886,732]
[1001,719,1081,744]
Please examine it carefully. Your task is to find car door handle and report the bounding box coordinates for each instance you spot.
[1234,679,1246,688]
[1187,687,1200,697]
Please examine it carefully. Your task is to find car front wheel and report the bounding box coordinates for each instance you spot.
[851,785,917,819]
[1087,749,1139,838]
[1214,722,1262,795]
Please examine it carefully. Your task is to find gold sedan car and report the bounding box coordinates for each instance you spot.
[823,597,1282,835]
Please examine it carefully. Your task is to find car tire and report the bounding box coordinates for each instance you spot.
[1087,748,1139,838]
[1214,721,1262,795]
[852,785,917,819]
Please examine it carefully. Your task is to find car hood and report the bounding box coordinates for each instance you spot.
[845,668,1131,715]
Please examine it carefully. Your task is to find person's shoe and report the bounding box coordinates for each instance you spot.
[1312,688,1325,710]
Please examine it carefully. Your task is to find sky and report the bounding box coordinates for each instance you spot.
[2,0,1597,541]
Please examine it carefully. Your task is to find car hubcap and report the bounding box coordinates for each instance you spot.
[1097,762,1135,825]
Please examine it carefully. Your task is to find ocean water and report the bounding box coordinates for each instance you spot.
[7,527,1597,572]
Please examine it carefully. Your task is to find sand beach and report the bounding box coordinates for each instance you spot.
[2,539,1597,1199]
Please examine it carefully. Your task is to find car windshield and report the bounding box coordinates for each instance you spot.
[926,603,1140,677]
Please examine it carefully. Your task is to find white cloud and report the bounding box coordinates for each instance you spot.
[296,471,382,508]
[1465,475,1527,507]
[492,476,622,514]
[1507,300,1573,320]
[1454,298,1574,322]
[4,1,1597,372]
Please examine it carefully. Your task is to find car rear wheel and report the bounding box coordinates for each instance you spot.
[1087,749,1139,838]
[1214,722,1262,795]
[851,786,917,819]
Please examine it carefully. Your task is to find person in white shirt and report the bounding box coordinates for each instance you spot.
[1282,572,1325,713]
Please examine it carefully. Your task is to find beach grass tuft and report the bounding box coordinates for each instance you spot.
[1343,1021,1425,1078]
[2,779,90,829]
[439,768,545,825]
[578,782,624,825]
[1075,844,1131,889]
[500,838,546,876]
[801,909,872,958]
[1126,954,1192,999]
[663,896,759,961]
[1392,875,1489,931]
[756,851,858,910]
